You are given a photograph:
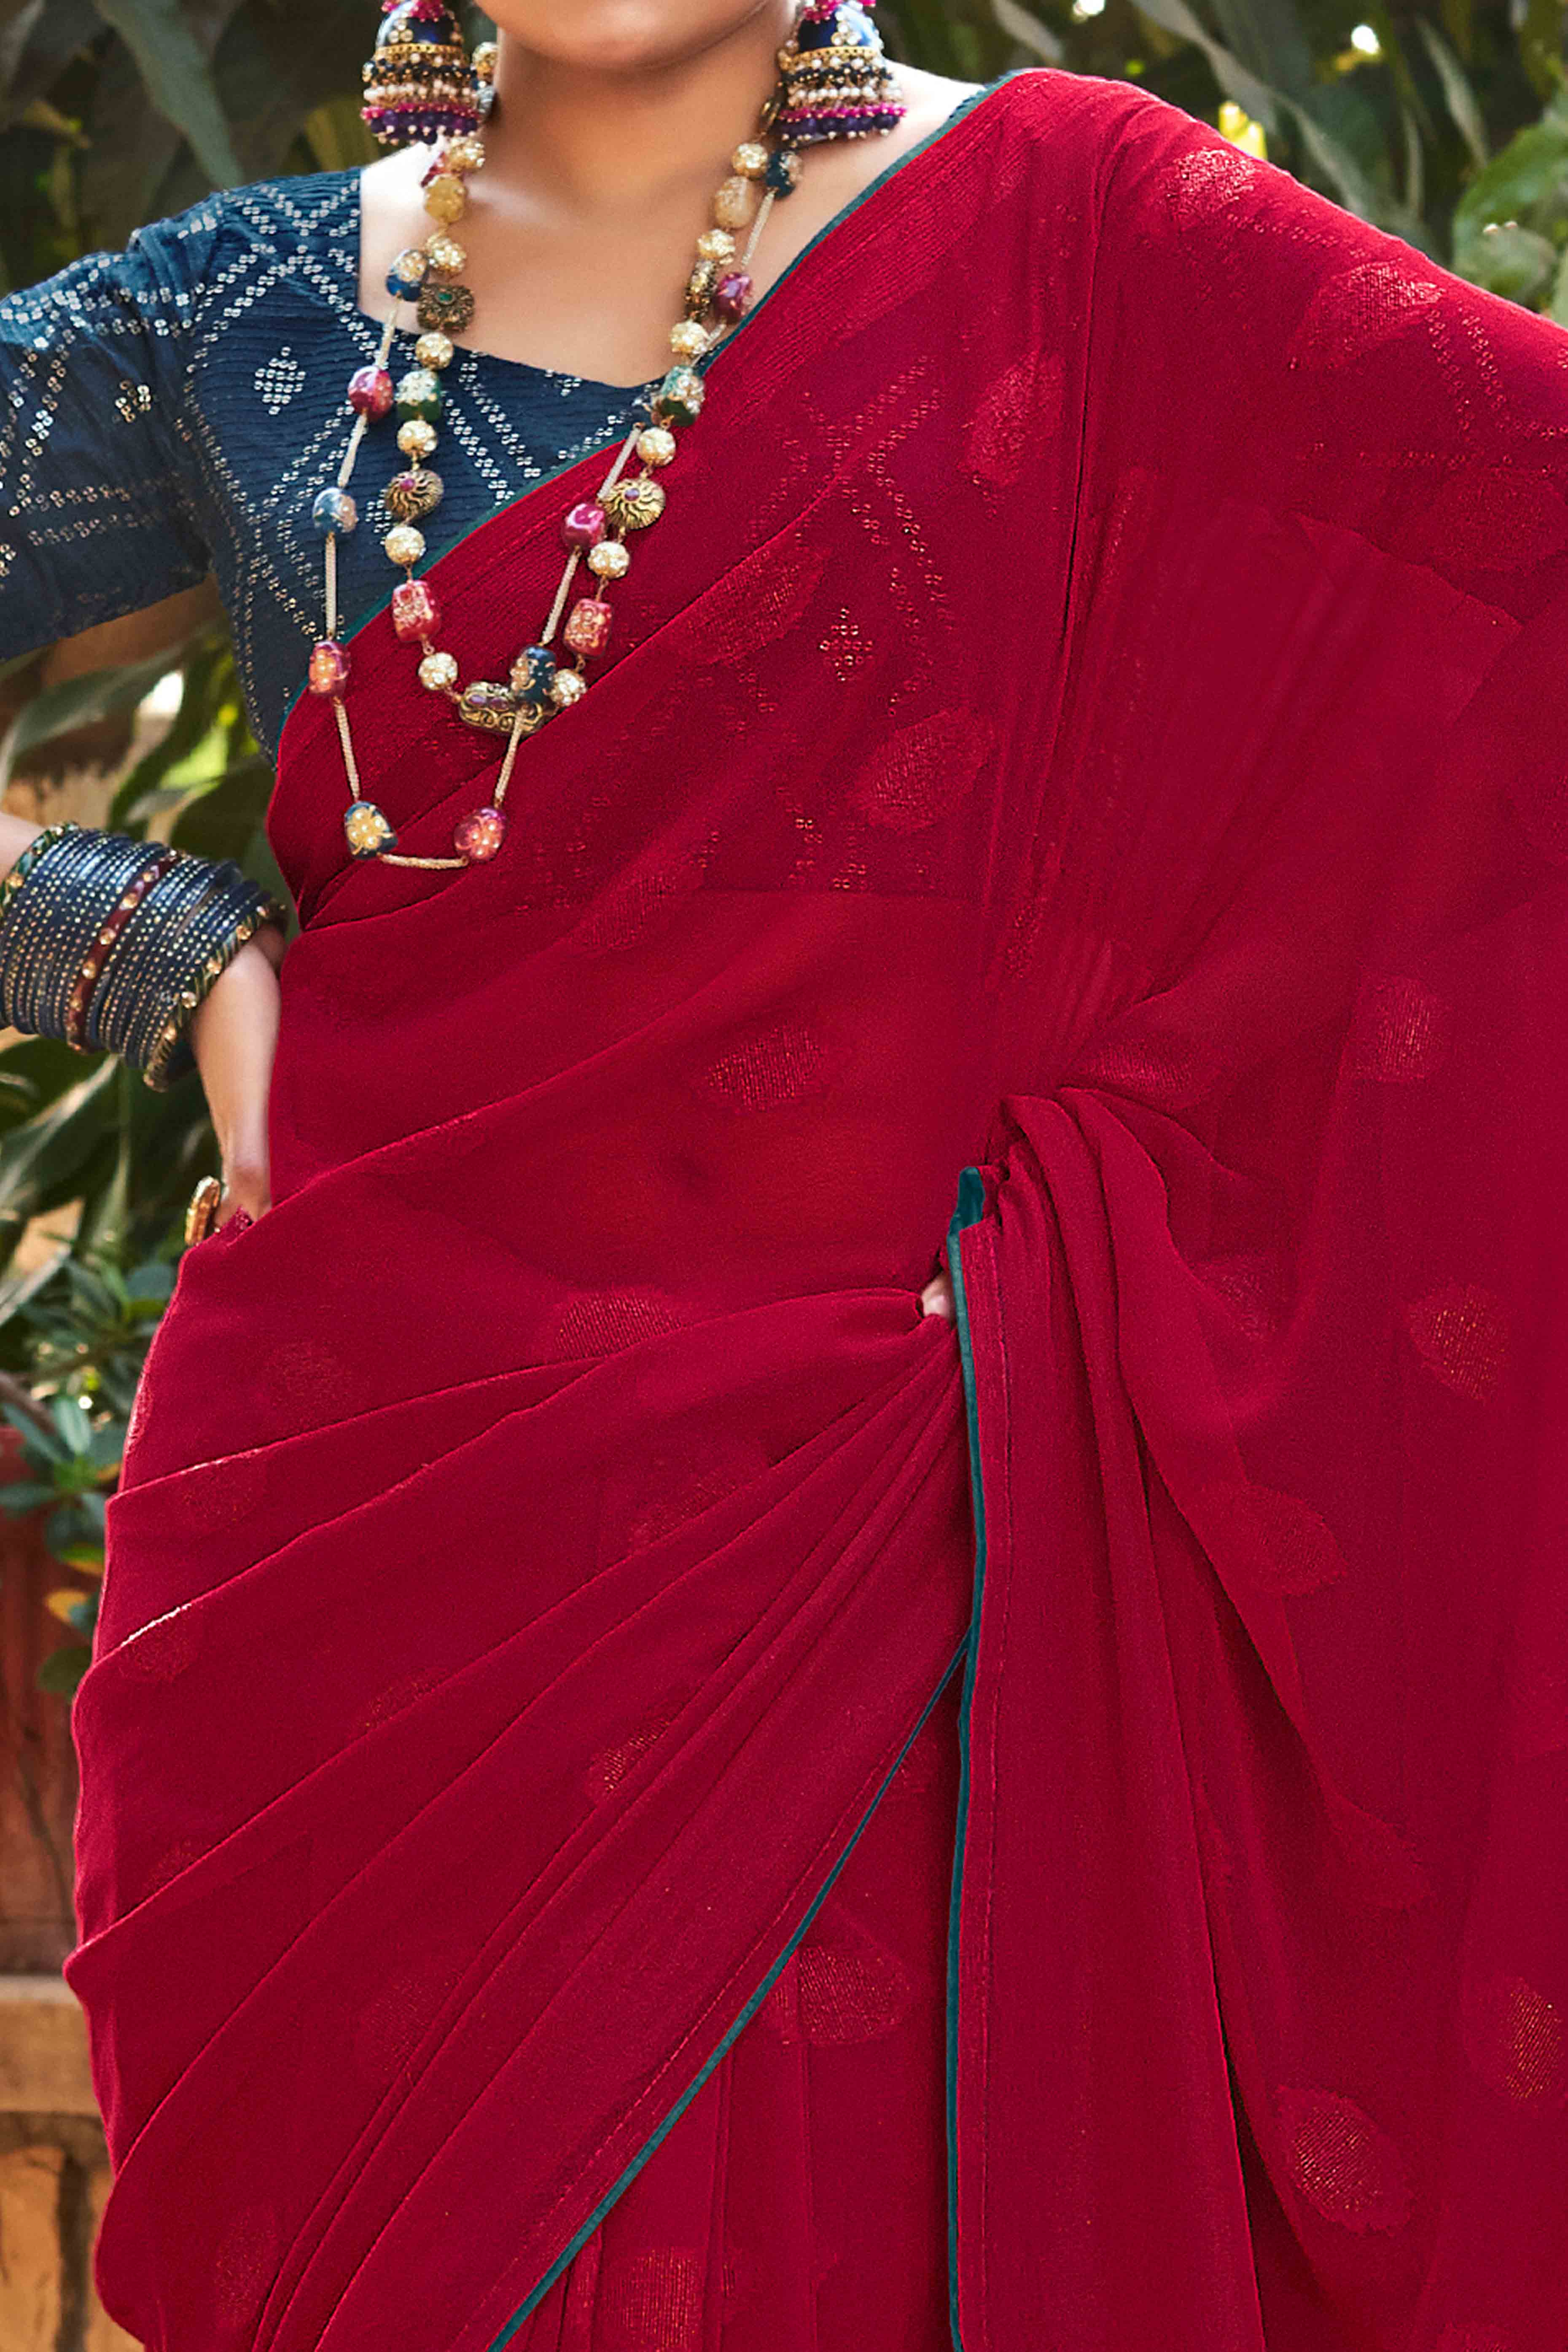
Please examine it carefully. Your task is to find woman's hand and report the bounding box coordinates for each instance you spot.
[919,1265,955,1322]
[186,924,287,1228]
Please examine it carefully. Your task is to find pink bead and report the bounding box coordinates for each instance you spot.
[713,270,752,321]
[453,804,508,863]
[563,596,613,657]
[562,501,606,550]
[348,365,394,419]
[391,578,440,641]
[307,639,350,695]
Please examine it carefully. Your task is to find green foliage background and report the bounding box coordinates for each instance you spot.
[0,0,1561,1686]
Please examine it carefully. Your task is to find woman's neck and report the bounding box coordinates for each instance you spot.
[482,5,796,226]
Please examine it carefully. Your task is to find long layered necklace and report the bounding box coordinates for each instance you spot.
[307,4,903,875]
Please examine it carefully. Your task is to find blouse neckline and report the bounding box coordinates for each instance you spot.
[342,70,1021,401]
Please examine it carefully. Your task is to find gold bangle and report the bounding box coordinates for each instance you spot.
[184,1175,224,1247]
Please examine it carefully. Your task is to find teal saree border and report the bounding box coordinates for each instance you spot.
[484,1629,972,2352]
[274,69,1029,749]
[943,1164,990,2352]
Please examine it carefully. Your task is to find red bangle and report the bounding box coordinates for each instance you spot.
[64,847,181,1052]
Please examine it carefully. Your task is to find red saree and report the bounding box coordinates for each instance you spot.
[65,65,1568,2352]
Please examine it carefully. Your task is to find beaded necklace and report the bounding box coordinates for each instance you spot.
[305,64,819,874]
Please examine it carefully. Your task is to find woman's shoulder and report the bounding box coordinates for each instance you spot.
[125,168,361,311]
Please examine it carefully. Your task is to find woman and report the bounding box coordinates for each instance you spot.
[1,1,1564,2345]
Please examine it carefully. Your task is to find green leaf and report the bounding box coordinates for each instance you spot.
[989,0,1063,65]
[51,1390,93,1455]
[1454,216,1557,303]
[1414,16,1489,171]
[0,1481,61,1511]
[53,1541,106,1573]
[0,645,184,777]
[90,0,244,188]
[124,1260,175,1304]
[36,1642,90,1696]
[1453,102,1568,245]
[0,1062,120,1229]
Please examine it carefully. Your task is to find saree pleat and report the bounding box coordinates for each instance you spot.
[65,63,1568,2350]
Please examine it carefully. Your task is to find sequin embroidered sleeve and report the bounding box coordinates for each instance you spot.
[0,201,222,655]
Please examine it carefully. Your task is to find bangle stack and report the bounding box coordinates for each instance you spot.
[0,825,289,1091]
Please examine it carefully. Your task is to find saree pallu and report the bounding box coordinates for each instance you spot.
[65,66,1568,2351]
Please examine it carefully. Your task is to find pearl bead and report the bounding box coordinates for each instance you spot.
[454,804,507,863]
[587,539,630,580]
[670,320,708,362]
[307,640,350,694]
[697,228,737,263]
[424,173,467,222]
[398,419,438,459]
[414,331,455,370]
[426,233,466,273]
[347,366,394,419]
[732,140,769,179]
[561,500,606,549]
[637,425,677,468]
[418,650,459,691]
[312,487,357,536]
[383,522,426,566]
[549,669,588,708]
[443,132,485,172]
[713,175,756,229]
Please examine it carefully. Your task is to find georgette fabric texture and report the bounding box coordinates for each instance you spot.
[5,61,1563,2352]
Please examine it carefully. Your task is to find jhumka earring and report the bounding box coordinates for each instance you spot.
[361,0,495,148]
[769,0,906,146]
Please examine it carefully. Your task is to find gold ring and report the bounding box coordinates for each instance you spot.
[184,1175,225,1247]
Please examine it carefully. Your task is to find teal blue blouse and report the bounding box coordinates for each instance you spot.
[0,170,659,756]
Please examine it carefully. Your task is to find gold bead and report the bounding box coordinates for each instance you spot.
[471,40,496,82]
[383,522,425,565]
[732,140,769,179]
[587,539,630,580]
[713,175,756,230]
[397,418,438,459]
[415,331,455,370]
[637,425,677,468]
[418,650,458,691]
[444,132,485,172]
[670,319,708,362]
[697,227,737,264]
[424,174,467,224]
[426,233,466,274]
[602,474,666,532]
[549,669,588,708]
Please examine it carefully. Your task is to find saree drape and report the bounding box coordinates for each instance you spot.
[63,65,1567,2351]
